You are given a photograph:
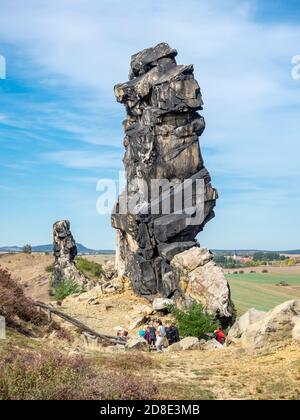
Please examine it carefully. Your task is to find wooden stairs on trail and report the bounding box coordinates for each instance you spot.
[34,301,126,346]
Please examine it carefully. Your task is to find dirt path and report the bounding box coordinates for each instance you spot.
[61,290,152,336]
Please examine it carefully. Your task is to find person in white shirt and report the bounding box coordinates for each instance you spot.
[155,319,166,352]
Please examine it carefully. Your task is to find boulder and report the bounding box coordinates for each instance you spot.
[134,304,154,316]
[292,317,300,340]
[75,285,103,302]
[199,338,224,350]
[125,337,147,351]
[227,308,267,344]
[171,247,213,271]
[165,336,199,352]
[128,316,147,331]
[165,342,182,353]
[179,336,199,350]
[102,260,117,280]
[152,298,174,311]
[241,300,300,349]
[175,257,232,319]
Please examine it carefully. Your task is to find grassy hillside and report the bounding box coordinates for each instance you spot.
[228,272,300,314]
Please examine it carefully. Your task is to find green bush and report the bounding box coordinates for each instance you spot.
[53,278,85,301]
[45,264,54,274]
[22,244,32,254]
[276,281,289,287]
[230,301,238,325]
[169,303,218,340]
[75,257,103,278]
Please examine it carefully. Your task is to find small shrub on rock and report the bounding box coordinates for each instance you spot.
[169,303,218,340]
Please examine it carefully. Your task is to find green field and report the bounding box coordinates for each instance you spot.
[227,273,300,315]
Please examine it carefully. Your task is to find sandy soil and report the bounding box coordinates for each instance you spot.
[61,290,153,336]
[153,341,300,400]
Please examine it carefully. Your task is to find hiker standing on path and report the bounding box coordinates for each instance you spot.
[148,320,157,351]
[155,319,166,352]
[167,323,180,345]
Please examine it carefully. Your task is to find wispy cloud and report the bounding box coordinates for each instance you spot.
[43,150,123,169]
[0,0,299,248]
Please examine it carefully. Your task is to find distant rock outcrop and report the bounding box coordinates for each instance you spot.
[53,220,86,286]
[111,43,232,322]
[227,300,300,348]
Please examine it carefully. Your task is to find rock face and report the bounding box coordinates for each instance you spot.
[125,337,148,351]
[152,297,174,311]
[53,220,86,286]
[199,338,224,350]
[228,300,300,349]
[227,308,266,344]
[111,43,232,322]
[171,247,232,320]
[165,336,199,352]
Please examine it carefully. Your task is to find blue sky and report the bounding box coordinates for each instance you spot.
[0,0,299,250]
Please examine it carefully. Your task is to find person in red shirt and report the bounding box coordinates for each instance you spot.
[214,326,226,344]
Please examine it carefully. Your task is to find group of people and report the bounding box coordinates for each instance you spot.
[139,320,180,352]
[117,319,227,352]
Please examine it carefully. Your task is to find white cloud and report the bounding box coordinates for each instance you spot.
[1,0,299,155]
[43,149,123,169]
[0,0,300,248]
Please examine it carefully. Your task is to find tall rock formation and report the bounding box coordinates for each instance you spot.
[53,220,86,287]
[111,43,232,321]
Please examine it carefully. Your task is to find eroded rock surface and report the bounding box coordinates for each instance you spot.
[53,220,86,286]
[171,247,233,320]
[111,43,232,322]
[227,300,300,349]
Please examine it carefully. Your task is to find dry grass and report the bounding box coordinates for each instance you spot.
[151,343,300,400]
[1,253,300,400]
